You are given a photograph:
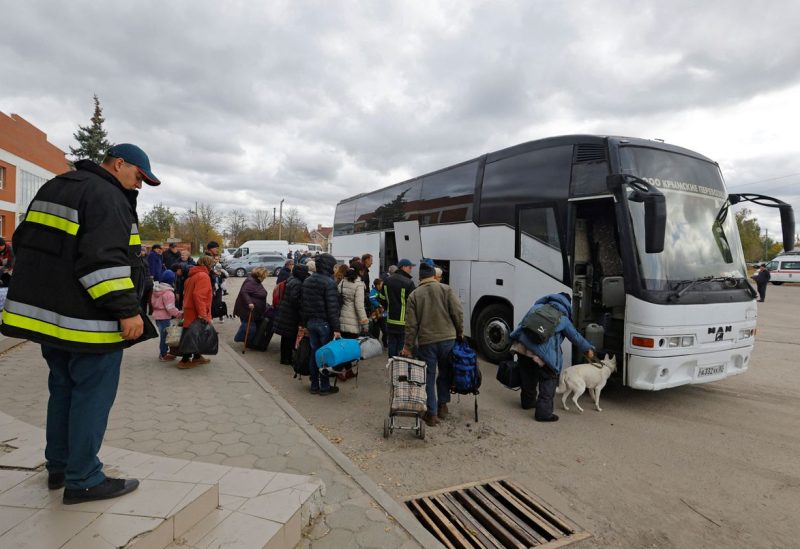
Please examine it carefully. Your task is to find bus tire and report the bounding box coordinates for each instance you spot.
[474,303,513,363]
[771,281,783,285]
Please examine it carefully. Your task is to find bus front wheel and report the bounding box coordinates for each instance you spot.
[475,303,513,363]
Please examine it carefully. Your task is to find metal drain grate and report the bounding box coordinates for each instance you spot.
[404,478,591,548]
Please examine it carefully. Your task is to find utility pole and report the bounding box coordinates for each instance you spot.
[764,228,768,261]
[278,199,285,240]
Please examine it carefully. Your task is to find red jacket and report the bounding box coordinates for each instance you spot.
[183,266,212,327]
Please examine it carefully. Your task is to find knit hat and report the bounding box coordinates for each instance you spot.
[160,270,177,285]
[419,263,436,279]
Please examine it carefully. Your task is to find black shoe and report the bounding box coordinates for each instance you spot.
[521,403,535,410]
[309,386,320,394]
[319,386,340,396]
[48,472,65,490]
[535,414,559,422]
[63,477,139,505]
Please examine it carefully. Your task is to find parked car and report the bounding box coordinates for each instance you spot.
[226,254,286,277]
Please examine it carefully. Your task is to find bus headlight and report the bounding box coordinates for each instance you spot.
[681,336,695,347]
[668,336,681,348]
[739,328,755,339]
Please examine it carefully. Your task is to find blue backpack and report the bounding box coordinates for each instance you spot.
[450,340,481,395]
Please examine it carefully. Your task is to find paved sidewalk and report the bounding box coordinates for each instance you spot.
[0,337,437,548]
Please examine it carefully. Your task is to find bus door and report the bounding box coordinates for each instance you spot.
[394,220,424,283]
[569,196,626,358]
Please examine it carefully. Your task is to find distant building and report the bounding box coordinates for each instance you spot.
[309,224,332,252]
[0,112,70,240]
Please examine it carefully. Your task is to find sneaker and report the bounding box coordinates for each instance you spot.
[159,354,176,362]
[319,386,340,396]
[48,472,65,490]
[177,360,197,370]
[63,477,139,505]
[535,414,559,422]
[422,413,439,426]
[437,404,449,420]
[191,356,211,365]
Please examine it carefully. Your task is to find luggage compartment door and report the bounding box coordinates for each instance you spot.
[393,220,423,283]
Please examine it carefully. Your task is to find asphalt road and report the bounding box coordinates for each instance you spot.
[220,274,800,548]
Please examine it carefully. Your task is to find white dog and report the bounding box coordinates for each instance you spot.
[556,354,617,412]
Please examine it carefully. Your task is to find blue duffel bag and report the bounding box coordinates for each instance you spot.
[315,338,361,375]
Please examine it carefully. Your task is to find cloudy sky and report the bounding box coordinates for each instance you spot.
[2,0,799,240]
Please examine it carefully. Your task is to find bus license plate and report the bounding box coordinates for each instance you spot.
[697,364,725,378]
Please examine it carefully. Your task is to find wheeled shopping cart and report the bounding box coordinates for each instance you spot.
[383,356,428,440]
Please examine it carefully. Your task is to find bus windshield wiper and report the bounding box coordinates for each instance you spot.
[668,276,738,301]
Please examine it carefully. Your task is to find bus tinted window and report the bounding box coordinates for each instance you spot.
[413,162,478,226]
[480,145,573,226]
[517,205,563,280]
[334,200,357,236]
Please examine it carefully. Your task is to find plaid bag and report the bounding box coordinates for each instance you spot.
[388,357,427,414]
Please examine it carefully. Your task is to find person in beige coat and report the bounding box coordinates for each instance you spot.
[338,268,369,337]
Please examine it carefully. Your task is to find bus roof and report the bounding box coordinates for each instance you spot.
[335,134,716,206]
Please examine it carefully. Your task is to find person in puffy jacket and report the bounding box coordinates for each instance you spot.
[274,264,310,365]
[338,268,368,337]
[301,253,341,395]
[509,292,595,422]
[180,255,215,368]
[233,267,269,343]
[150,270,181,361]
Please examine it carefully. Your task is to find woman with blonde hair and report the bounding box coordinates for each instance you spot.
[179,255,215,368]
[233,267,269,344]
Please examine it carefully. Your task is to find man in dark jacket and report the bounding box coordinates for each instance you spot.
[162,242,181,269]
[276,259,294,285]
[509,293,595,422]
[274,264,309,365]
[384,258,416,357]
[0,143,159,504]
[146,244,165,280]
[300,253,341,395]
[752,264,771,302]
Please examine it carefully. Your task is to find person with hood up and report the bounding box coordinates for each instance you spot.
[509,292,595,422]
[233,267,269,343]
[150,270,181,361]
[274,264,310,365]
[179,255,215,368]
[300,253,341,395]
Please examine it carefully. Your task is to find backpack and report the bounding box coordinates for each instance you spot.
[293,337,312,378]
[522,304,562,343]
[272,280,286,309]
[450,340,481,395]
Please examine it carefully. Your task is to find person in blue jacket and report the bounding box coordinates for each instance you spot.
[509,292,595,422]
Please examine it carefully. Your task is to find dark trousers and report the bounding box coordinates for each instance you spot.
[156,318,171,357]
[280,331,297,364]
[370,317,388,346]
[387,331,404,358]
[757,283,767,301]
[518,354,558,419]
[42,345,122,490]
[307,319,332,391]
[416,339,455,415]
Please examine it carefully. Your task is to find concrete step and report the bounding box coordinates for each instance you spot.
[0,412,324,549]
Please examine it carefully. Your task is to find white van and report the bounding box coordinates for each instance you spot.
[229,240,289,260]
[766,253,800,284]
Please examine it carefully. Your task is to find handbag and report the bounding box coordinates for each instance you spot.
[178,319,219,355]
[165,319,183,347]
[496,359,521,390]
[249,317,274,351]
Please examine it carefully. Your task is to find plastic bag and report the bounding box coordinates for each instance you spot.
[165,319,183,347]
[178,319,219,356]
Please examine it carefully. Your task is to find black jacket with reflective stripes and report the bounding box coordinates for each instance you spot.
[384,270,415,333]
[0,161,146,353]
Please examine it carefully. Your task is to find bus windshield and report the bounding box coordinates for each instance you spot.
[620,146,748,291]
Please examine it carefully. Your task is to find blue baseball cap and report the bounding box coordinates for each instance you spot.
[397,258,416,267]
[106,144,161,186]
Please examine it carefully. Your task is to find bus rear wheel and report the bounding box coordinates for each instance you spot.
[475,303,513,363]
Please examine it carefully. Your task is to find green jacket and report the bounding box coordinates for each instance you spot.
[404,280,464,348]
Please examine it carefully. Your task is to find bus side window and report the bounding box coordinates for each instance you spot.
[517,205,564,281]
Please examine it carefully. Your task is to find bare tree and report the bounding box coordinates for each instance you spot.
[177,203,223,253]
[226,209,249,247]
[282,207,308,243]
[251,209,272,238]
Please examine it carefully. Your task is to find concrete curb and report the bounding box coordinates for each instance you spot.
[0,336,26,356]
[221,342,443,549]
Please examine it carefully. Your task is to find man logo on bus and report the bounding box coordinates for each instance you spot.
[708,326,732,342]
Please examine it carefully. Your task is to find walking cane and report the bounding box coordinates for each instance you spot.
[242,308,253,354]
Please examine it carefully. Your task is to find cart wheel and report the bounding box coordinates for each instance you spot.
[474,397,479,422]
[383,417,391,438]
[417,420,426,440]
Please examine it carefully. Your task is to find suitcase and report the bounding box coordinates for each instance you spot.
[358,337,383,360]
[315,338,361,375]
[249,318,273,351]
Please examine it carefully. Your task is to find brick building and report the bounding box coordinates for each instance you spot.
[309,224,332,252]
[0,112,70,240]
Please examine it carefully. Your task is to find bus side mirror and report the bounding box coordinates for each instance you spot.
[608,174,666,254]
[780,204,795,252]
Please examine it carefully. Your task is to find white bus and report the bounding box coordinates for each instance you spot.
[766,253,800,284]
[331,135,795,390]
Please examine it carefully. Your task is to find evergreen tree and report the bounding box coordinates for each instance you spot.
[70,94,112,163]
